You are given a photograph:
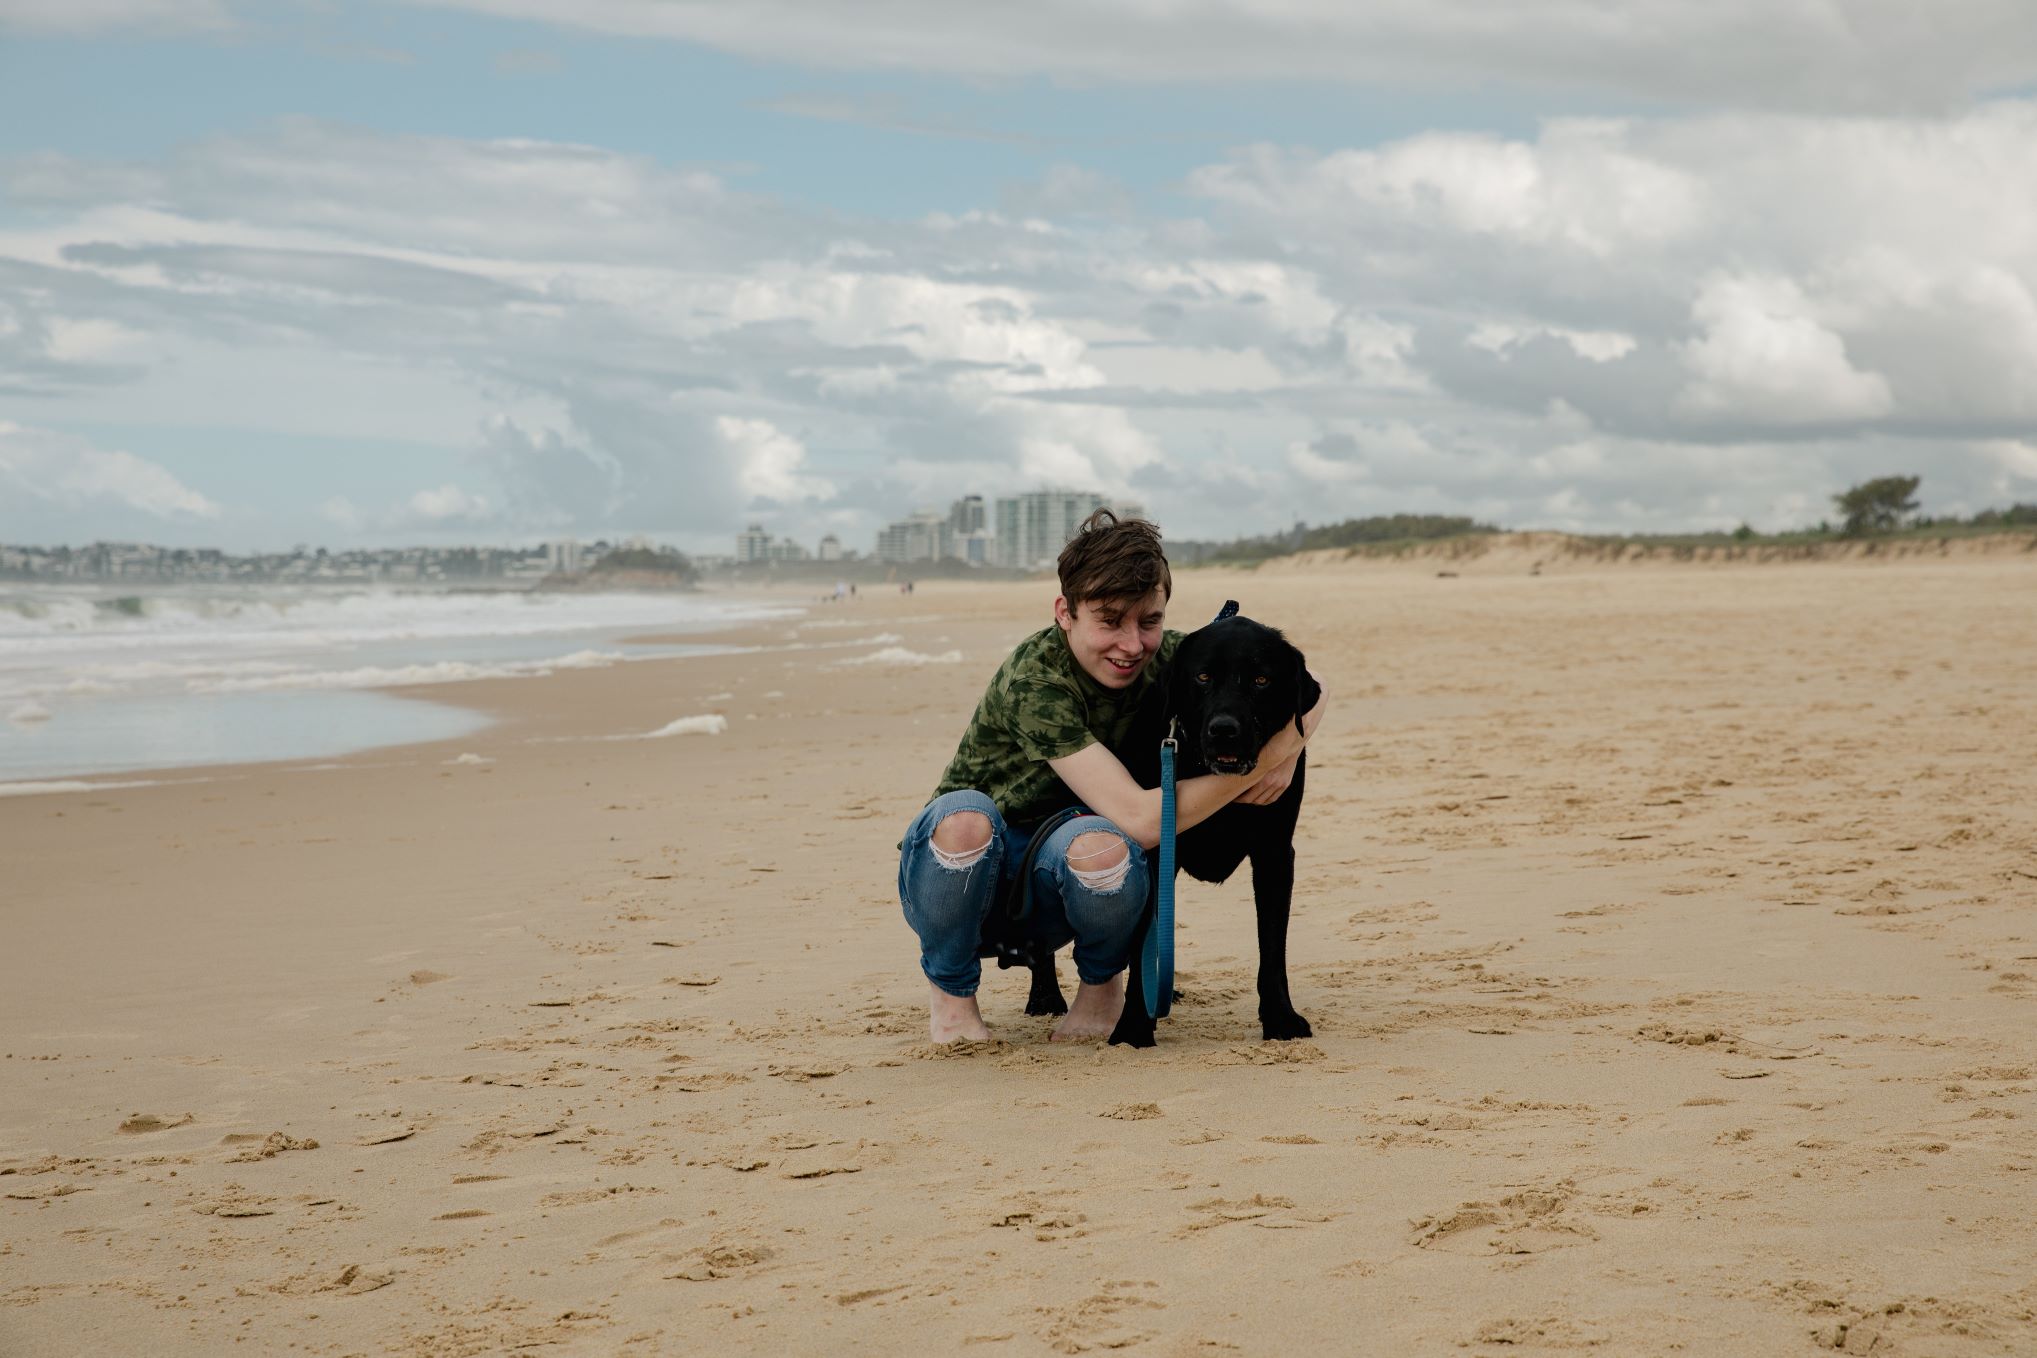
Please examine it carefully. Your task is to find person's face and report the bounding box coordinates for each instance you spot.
[1054,587,1168,689]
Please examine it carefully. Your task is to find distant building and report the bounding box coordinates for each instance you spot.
[816,534,842,562]
[991,489,1112,569]
[948,494,986,537]
[735,523,773,564]
[546,539,583,575]
[876,510,951,564]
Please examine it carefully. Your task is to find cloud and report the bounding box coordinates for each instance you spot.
[9,100,2037,547]
[0,0,230,34]
[404,483,493,523]
[1677,274,1894,424]
[407,1,2037,113]
[718,416,834,504]
[319,496,363,531]
[0,420,219,519]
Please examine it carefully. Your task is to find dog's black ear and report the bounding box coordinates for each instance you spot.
[1293,649,1321,736]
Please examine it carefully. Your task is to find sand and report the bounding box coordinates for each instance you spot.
[3,553,2035,1356]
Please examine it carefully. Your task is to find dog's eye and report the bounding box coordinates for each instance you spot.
[1194,672,1210,685]
[1253,675,1270,687]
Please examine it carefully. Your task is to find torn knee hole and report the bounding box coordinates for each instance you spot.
[930,838,989,870]
[930,811,992,870]
[1068,833,1132,893]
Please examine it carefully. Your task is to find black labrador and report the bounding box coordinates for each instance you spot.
[1097,606,1320,1047]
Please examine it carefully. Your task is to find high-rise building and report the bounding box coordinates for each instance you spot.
[816,534,842,562]
[991,489,1111,569]
[735,523,772,564]
[948,494,986,538]
[545,540,583,575]
[875,510,950,564]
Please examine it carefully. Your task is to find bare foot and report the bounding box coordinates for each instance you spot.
[928,983,991,1044]
[1050,975,1125,1042]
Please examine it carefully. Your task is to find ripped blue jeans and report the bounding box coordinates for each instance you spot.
[898,789,1149,997]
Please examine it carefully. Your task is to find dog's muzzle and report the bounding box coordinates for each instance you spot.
[1203,712,1255,775]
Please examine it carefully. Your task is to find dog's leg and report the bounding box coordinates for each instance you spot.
[1107,884,1159,1048]
[1024,952,1068,1016]
[1251,844,1312,1041]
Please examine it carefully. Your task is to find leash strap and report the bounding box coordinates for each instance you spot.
[1141,719,1178,1019]
[990,805,1088,970]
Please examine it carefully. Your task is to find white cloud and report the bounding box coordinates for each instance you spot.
[404,483,493,522]
[9,98,2037,547]
[319,496,363,531]
[0,0,229,34]
[1677,275,1894,423]
[1470,323,1637,364]
[0,421,219,519]
[406,1,2037,113]
[718,416,834,503]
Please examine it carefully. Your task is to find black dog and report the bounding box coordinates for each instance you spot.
[1099,607,1321,1048]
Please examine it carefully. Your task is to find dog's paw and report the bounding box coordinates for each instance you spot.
[1260,1009,1313,1042]
[1107,1018,1158,1049]
[1026,990,1070,1017]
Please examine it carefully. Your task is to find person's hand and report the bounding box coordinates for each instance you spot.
[1234,753,1298,805]
[1233,670,1324,806]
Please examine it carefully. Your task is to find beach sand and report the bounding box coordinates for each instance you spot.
[3,553,2035,1355]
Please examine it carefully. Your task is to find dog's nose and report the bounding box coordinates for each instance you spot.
[1206,714,1242,743]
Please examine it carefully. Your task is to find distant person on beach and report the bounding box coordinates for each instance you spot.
[896,510,1327,1043]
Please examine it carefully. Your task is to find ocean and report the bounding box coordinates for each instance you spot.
[0,585,795,785]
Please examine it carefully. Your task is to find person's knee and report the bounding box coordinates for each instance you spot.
[1067,828,1133,893]
[930,810,993,869]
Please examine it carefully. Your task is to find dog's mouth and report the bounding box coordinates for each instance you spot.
[1207,753,1256,777]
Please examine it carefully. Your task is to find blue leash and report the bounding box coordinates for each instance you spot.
[1137,601,1236,1022]
[1140,717,1179,1019]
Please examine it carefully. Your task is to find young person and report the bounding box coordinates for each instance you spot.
[896,510,1326,1043]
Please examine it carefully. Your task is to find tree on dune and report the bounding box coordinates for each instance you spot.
[1832,476,1921,537]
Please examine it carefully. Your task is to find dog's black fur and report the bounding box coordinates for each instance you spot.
[1015,609,1320,1047]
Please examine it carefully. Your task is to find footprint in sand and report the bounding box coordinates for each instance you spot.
[1409,1183,1596,1256]
[117,1112,194,1134]
[223,1131,319,1162]
[666,1242,774,1282]
[1178,1193,1330,1236]
[1038,1280,1164,1355]
[992,1192,1090,1241]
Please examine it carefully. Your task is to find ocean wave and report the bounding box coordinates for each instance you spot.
[0,586,796,651]
[835,647,964,666]
[637,714,728,738]
[0,778,165,797]
[189,649,629,694]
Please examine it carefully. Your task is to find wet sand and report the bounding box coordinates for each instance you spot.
[3,554,2034,1355]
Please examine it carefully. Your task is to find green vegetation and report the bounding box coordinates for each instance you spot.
[1833,475,1921,537]
[1198,513,1501,565]
[1165,477,2037,569]
[591,545,697,584]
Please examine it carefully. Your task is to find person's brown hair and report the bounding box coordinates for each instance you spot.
[1057,509,1171,613]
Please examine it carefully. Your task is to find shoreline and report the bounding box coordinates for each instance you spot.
[0,588,817,791]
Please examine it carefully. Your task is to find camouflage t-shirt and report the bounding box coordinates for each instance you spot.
[931,625,1184,827]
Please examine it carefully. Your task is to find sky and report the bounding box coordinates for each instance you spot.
[3,2,2037,555]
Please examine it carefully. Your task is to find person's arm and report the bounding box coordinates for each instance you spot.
[1048,717,1311,851]
[1233,669,1329,806]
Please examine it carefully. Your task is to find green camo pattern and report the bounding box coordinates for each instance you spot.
[931,624,1183,826]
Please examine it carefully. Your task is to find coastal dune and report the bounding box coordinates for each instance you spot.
[3,554,2035,1355]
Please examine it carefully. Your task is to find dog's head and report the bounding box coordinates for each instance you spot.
[1169,614,1319,777]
